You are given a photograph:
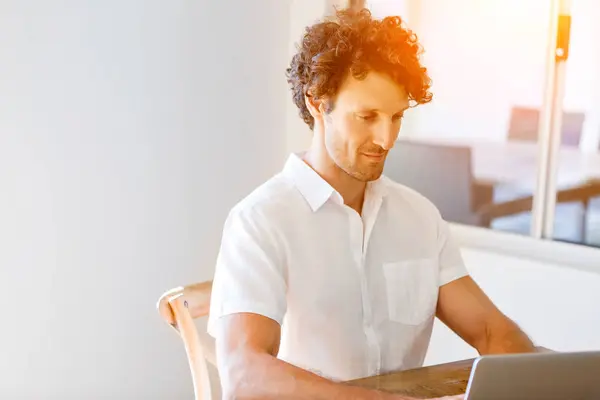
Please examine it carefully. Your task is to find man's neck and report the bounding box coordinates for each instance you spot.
[302,146,366,214]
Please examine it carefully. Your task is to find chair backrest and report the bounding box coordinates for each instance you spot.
[163,282,216,400]
[561,111,586,146]
[507,107,539,142]
[384,139,476,225]
[508,106,585,146]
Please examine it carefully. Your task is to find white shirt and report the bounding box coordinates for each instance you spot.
[208,153,468,381]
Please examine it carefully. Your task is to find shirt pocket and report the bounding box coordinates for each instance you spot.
[382,259,439,326]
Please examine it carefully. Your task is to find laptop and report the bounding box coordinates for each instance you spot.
[464,351,600,400]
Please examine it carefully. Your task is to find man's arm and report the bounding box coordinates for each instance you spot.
[216,312,457,400]
[436,276,536,355]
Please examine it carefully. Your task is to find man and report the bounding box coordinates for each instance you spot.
[161,8,535,400]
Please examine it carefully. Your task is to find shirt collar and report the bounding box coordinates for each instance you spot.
[282,153,388,212]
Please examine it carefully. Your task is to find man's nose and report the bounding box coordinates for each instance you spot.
[372,124,398,151]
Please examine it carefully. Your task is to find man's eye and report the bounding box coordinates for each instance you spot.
[359,114,376,121]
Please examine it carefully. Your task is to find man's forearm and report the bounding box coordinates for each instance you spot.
[222,352,411,400]
[480,318,536,355]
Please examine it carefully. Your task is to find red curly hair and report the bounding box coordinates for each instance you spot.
[286,8,432,130]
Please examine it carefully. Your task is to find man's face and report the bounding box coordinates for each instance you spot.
[321,71,410,182]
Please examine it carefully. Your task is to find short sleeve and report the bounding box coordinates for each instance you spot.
[207,208,287,338]
[437,219,469,286]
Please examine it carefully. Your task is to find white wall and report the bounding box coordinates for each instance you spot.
[367,0,410,23]
[425,246,600,366]
[285,0,330,155]
[0,1,290,398]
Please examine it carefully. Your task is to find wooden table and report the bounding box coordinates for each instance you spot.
[349,358,473,398]
[349,347,552,398]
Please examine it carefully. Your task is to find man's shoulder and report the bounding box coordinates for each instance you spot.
[228,173,300,222]
[381,176,442,217]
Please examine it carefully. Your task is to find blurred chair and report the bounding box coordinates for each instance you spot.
[158,282,219,400]
[386,139,600,241]
[506,106,593,240]
[561,111,586,146]
[384,140,489,226]
[508,106,585,146]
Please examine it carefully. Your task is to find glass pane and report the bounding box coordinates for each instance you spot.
[551,0,600,247]
[370,0,552,235]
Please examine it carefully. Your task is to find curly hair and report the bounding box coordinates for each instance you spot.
[286,8,432,130]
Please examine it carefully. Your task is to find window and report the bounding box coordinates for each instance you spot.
[370,0,600,248]
[549,0,600,247]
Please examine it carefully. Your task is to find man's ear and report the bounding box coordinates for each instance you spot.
[304,93,324,123]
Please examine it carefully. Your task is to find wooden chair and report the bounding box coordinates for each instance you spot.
[158,281,217,400]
